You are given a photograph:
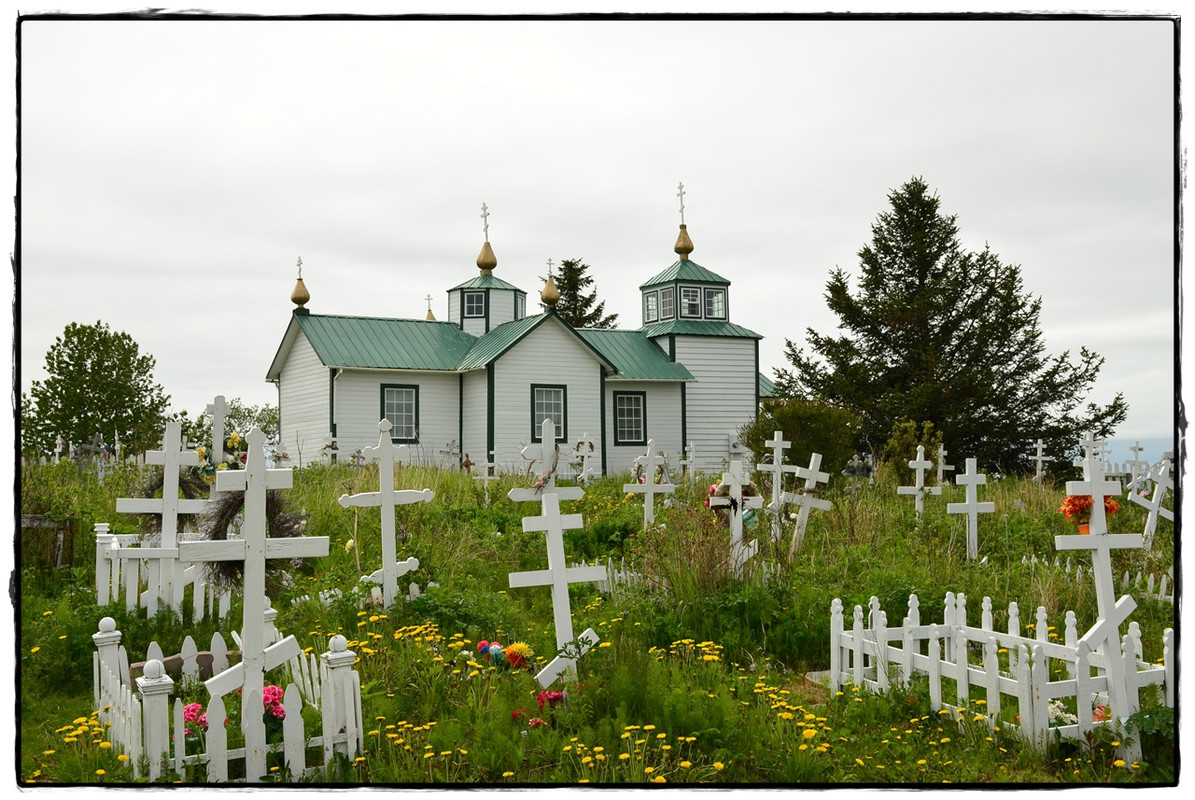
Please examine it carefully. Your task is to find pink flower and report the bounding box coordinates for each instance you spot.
[1093,705,1111,722]
[536,689,565,710]
[270,703,286,720]
[262,685,284,707]
[197,712,208,731]
[527,717,547,728]
[183,702,203,724]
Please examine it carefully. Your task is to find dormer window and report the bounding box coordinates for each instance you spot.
[704,288,726,320]
[464,291,486,317]
[680,287,701,318]
[644,292,659,323]
[515,293,526,320]
[660,287,675,319]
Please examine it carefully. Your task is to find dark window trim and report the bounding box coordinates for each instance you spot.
[380,383,420,443]
[704,287,728,320]
[659,286,675,320]
[530,383,568,443]
[613,390,648,447]
[643,290,659,323]
[463,290,486,318]
[679,285,702,318]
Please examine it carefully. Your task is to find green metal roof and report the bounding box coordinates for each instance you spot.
[454,312,617,372]
[639,318,763,340]
[448,274,525,292]
[640,259,731,290]
[757,372,778,398]
[575,329,694,381]
[295,313,478,371]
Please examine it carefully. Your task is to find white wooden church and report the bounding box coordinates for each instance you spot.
[266,206,775,476]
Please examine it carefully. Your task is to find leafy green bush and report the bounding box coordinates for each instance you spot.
[739,398,863,489]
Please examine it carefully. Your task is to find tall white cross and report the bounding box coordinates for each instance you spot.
[623,440,676,526]
[480,202,490,240]
[1074,432,1101,478]
[474,453,499,507]
[206,395,230,496]
[177,428,330,781]
[897,445,939,519]
[1128,458,1174,548]
[1125,441,1148,492]
[936,445,955,485]
[946,458,996,560]
[508,491,604,687]
[756,431,798,543]
[522,419,560,491]
[1030,439,1053,482]
[781,452,832,557]
[679,442,696,485]
[115,421,209,613]
[709,461,763,575]
[338,420,432,608]
[676,181,686,224]
[573,434,598,483]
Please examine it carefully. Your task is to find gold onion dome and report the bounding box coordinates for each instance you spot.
[674,224,694,260]
[425,306,436,321]
[541,274,560,307]
[291,257,310,308]
[477,241,497,275]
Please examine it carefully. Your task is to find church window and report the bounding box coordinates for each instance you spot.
[660,287,675,319]
[614,392,647,446]
[704,288,726,320]
[531,385,567,442]
[515,293,526,320]
[644,292,659,323]
[680,287,701,318]
[381,384,419,442]
[464,291,486,317]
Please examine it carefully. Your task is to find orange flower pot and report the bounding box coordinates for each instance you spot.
[1077,524,1090,535]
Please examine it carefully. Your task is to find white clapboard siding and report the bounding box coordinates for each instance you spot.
[491,319,603,471]
[333,369,460,464]
[604,381,683,476]
[447,291,461,326]
[461,369,488,468]
[278,331,331,465]
[672,336,758,473]
[488,288,519,329]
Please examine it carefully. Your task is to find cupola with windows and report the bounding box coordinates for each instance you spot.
[447,203,528,335]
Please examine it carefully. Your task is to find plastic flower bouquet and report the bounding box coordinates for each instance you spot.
[1058,493,1119,533]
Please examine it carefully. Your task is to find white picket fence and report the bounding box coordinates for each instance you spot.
[1020,553,1174,604]
[829,593,1173,757]
[92,617,362,782]
[94,523,232,621]
[569,557,646,595]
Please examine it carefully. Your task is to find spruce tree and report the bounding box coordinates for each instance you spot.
[775,177,1126,475]
[543,258,619,328]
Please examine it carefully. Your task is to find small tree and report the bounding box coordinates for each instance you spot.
[738,397,862,489]
[543,258,618,328]
[24,320,170,458]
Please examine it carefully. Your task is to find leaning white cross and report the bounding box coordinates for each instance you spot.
[936,445,955,485]
[781,452,832,557]
[206,394,230,496]
[624,440,676,526]
[1054,467,1141,762]
[946,458,996,560]
[522,419,561,490]
[709,460,763,575]
[1030,439,1053,482]
[1125,441,1149,493]
[114,421,209,613]
[177,428,330,782]
[756,431,799,544]
[1129,457,1174,548]
[897,445,940,520]
[338,419,432,608]
[507,487,604,687]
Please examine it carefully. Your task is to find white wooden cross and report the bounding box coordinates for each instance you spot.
[842,453,868,492]
[473,454,499,507]
[709,461,763,575]
[1128,457,1174,548]
[114,421,209,613]
[623,440,676,527]
[781,452,832,557]
[507,491,604,687]
[946,458,996,560]
[439,439,460,468]
[679,442,696,485]
[756,431,799,543]
[896,445,940,519]
[206,394,229,494]
[177,428,330,781]
[1125,441,1148,493]
[522,419,561,490]
[337,420,431,608]
[935,445,955,485]
[573,433,598,483]
[1030,439,1053,482]
[1054,494,1143,761]
[1074,432,1101,478]
[77,433,105,478]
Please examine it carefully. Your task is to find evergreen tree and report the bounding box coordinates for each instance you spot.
[775,177,1127,475]
[543,258,619,328]
[23,320,171,458]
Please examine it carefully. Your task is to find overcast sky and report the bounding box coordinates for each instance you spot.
[8,4,1181,464]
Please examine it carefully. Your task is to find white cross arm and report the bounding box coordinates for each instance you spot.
[338,489,435,509]
[947,501,996,514]
[508,486,585,503]
[1129,492,1175,521]
[216,467,293,493]
[509,564,608,589]
[205,635,302,698]
[110,546,179,560]
[266,536,330,559]
[534,627,599,689]
[145,450,200,468]
[1053,533,1143,553]
[363,557,421,585]
[1077,595,1137,652]
[780,491,832,511]
[178,539,247,561]
[116,498,210,516]
[710,495,764,510]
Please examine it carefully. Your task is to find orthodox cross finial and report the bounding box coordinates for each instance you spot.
[546,257,554,276]
[677,182,686,225]
[296,256,303,279]
[425,294,433,310]
[481,203,490,242]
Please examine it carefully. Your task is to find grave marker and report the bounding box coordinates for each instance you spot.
[1030,439,1053,482]
[709,461,763,575]
[946,458,996,560]
[623,440,676,526]
[781,452,832,556]
[1125,441,1148,492]
[573,433,598,483]
[337,420,432,608]
[678,442,696,485]
[177,428,330,781]
[473,453,499,507]
[896,445,940,519]
[522,419,561,490]
[206,395,229,495]
[507,491,604,687]
[756,431,799,543]
[1128,457,1174,548]
[936,445,955,485]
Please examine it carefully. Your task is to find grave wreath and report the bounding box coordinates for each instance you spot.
[704,479,760,527]
[201,487,308,591]
[195,431,248,484]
